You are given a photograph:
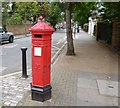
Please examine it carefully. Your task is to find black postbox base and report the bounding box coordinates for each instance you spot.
[31,84,52,102]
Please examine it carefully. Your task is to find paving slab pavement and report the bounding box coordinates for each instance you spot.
[1,30,119,107]
[1,71,31,106]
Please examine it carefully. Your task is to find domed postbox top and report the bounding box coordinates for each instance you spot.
[29,16,55,34]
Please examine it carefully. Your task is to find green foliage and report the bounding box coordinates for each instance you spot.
[6,13,23,24]
[83,23,88,32]
[2,10,8,25]
[2,2,63,27]
[14,2,40,22]
[46,2,64,28]
[2,2,40,25]
[38,2,51,17]
[2,2,9,25]
[102,2,120,22]
[72,2,96,26]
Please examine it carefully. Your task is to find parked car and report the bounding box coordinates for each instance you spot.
[0,26,14,43]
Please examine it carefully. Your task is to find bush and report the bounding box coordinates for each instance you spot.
[83,23,88,32]
[6,13,23,25]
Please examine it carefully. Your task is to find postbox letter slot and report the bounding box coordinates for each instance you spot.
[34,34,42,38]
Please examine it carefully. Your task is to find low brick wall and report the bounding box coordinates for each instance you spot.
[6,24,32,35]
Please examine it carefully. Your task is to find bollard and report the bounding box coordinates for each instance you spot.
[21,47,28,78]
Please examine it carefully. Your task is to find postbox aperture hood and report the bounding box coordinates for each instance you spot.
[29,16,55,34]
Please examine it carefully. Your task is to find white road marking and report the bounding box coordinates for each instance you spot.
[3,44,18,48]
[56,40,62,45]
[56,37,66,45]
[0,66,7,71]
[0,66,7,73]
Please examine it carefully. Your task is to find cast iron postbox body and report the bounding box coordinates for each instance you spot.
[29,16,55,102]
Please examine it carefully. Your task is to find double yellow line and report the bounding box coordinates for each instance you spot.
[0,69,32,79]
[0,41,66,79]
[51,41,66,62]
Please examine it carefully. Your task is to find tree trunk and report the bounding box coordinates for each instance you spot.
[65,2,75,55]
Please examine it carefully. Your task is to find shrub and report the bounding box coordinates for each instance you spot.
[6,13,23,25]
[83,23,88,32]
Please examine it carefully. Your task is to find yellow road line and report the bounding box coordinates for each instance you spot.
[0,105,2,108]
[52,46,60,50]
[0,71,21,78]
[0,41,66,79]
[51,41,66,62]
[0,69,31,79]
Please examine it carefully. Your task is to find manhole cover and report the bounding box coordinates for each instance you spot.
[97,80,118,97]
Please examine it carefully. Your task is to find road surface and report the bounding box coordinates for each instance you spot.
[0,30,66,76]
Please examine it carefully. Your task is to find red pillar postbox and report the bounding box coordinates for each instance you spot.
[29,16,55,102]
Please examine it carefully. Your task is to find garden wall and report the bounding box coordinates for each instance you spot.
[6,24,32,35]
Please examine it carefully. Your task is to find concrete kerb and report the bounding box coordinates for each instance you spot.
[14,34,31,40]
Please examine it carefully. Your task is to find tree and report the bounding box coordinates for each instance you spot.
[6,12,23,24]
[65,2,75,55]
[2,2,9,25]
[2,2,63,27]
[102,2,120,22]
[64,2,96,55]
[2,2,41,25]
[46,2,64,28]
[72,2,96,27]
[14,2,40,24]
[38,2,51,18]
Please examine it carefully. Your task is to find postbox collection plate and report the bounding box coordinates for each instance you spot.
[34,47,42,56]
